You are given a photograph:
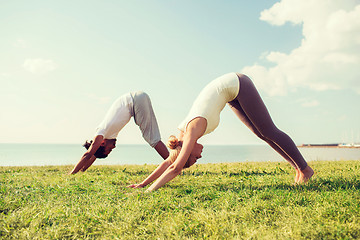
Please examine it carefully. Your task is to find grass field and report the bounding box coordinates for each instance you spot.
[1,160,360,239]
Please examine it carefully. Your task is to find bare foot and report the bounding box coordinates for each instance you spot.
[294,169,301,183]
[296,165,314,184]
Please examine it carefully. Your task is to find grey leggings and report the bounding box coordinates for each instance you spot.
[228,73,308,170]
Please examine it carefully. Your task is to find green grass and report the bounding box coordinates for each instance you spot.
[1,160,360,239]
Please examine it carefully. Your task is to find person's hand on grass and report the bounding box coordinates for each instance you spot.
[127,183,144,189]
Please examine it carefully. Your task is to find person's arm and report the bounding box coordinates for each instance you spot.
[69,135,103,174]
[178,131,184,141]
[146,117,206,192]
[80,155,97,172]
[127,158,172,188]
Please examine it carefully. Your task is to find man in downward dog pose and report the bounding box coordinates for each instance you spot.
[70,91,169,174]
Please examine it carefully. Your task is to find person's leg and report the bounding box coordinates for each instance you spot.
[228,99,298,169]
[235,74,313,183]
[132,91,169,159]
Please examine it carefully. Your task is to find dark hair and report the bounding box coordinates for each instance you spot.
[83,140,108,159]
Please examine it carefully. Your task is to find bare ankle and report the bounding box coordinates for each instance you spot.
[298,166,314,183]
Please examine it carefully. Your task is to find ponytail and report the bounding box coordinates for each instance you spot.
[82,140,107,159]
[83,140,93,150]
[167,135,181,149]
[167,135,193,168]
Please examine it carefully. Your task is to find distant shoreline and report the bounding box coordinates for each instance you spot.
[298,144,360,148]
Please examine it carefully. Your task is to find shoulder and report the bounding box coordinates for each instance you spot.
[186,117,207,139]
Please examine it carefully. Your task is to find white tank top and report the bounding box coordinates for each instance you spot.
[178,72,240,135]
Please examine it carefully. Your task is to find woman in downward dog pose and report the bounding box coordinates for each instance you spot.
[128,73,314,192]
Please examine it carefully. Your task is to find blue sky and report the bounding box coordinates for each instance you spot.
[1,0,360,145]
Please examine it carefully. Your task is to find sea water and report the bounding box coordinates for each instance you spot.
[0,143,359,167]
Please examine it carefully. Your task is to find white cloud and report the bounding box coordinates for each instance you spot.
[1,73,12,78]
[86,93,111,104]
[23,58,58,75]
[338,115,348,121]
[242,0,360,96]
[13,39,27,48]
[298,99,320,108]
